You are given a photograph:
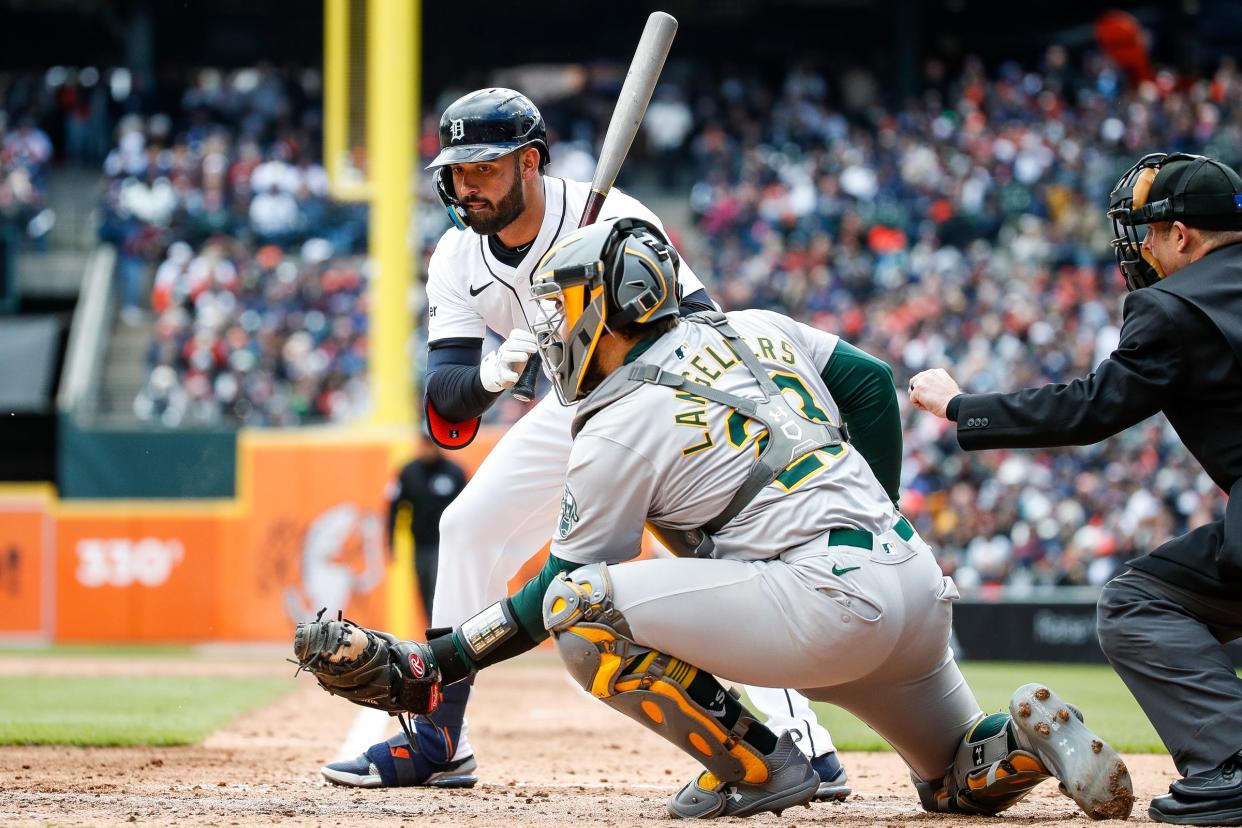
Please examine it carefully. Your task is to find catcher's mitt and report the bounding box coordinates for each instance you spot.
[292,614,441,715]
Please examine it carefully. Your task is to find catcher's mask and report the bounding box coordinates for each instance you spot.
[531,216,681,404]
[425,88,550,231]
[1108,152,1242,291]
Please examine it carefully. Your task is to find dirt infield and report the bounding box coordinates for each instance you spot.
[1,650,1177,826]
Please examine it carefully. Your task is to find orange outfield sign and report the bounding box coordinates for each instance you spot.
[55,514,223,640]
[48,433,405,642]
[0,425,650,643]
[223,438,393,637]
[0,487,54,637]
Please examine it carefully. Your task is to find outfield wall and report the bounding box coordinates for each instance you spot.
[0,426,508,644]
[11,425,1238,665]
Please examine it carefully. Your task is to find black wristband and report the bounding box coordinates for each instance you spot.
[428,630,473,686]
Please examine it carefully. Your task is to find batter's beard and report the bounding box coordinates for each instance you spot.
[463,169,526,236]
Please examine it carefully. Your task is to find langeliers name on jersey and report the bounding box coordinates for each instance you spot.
[671,335,800,458]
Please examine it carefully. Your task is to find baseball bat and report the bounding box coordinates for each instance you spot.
[511,10,679,402]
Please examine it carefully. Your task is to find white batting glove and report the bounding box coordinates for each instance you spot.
[479,329,538,393]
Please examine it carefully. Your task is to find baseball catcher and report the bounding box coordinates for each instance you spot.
[368,86,848,799]
[295,218,1133,820]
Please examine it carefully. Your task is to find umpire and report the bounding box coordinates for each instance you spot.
[910,152,1242,826]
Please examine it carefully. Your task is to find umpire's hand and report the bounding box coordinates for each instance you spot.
[908,369,962,419]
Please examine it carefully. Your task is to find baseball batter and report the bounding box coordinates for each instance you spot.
[295,217,1133,820]
[322,88,847,795]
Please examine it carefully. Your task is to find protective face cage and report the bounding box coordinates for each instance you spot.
[530,217,681,404]
[1108,152,1242,291]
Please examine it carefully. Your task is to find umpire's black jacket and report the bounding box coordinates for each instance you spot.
[952,241,1242,596]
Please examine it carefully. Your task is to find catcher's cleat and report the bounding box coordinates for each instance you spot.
[917,698,1122,818]
[1009,683,1134,820]
[321,732,478,789]
[667,732,819,819]
[811,751,851,801]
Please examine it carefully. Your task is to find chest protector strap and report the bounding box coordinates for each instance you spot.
[630,312,848,558]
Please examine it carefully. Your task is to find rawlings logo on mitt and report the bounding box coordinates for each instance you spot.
[291,612,442,715]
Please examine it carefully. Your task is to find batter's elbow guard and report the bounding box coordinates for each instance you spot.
[424,399,480,450]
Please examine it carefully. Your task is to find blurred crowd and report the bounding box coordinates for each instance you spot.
[108,44,1238,585]
[0,73,56,242]
[134,237,368,426]
[672,49,1239,589]
[105,66,370,425]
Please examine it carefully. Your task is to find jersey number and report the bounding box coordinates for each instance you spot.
[726,372,845,491]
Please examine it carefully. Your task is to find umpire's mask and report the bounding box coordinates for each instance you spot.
[1108,152,1242,291]
[530,217,681,404]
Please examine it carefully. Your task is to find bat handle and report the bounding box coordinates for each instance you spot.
[511,353,541,402]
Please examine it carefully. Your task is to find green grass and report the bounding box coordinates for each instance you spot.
[0,676,292,746]
[748,661,1174,754]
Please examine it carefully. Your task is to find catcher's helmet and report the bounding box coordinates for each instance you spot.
[1108,152,1242,290]
[426,88,550,230]
[531,217,682,404]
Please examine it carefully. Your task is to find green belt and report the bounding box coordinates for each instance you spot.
[828,516,915,551]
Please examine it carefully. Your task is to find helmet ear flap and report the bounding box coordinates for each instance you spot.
[435,167,468,230]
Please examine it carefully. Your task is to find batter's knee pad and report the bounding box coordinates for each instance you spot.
[543,564,769,785]
[915,712,1050,816]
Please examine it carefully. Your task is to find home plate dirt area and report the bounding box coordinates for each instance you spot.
[0,650,1176,826]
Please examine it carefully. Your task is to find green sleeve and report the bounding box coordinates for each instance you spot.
[507,552,576,639]
[820,341,903,505]
[438,553,575,679]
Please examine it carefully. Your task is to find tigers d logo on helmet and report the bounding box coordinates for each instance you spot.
[425,88,552,231]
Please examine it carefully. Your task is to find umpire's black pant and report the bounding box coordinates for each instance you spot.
[1097,566,1242,776]
[415,541,439,620]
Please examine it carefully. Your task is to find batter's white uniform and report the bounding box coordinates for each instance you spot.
[426,176,836,759]
[551,309,983,782]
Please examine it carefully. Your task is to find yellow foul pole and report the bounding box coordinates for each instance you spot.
[366,0,419,636]
[323,0,347,198]
[367,0,417,428]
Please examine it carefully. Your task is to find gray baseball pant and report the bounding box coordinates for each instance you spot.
[1097,568,1242,776]
[605,526,983,783]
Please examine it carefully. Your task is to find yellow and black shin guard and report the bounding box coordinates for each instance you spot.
[544,564,769,786]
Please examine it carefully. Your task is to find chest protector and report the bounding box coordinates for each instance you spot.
[572,312,849,558]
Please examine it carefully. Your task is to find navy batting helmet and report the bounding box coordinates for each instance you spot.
[427,88,551,230]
